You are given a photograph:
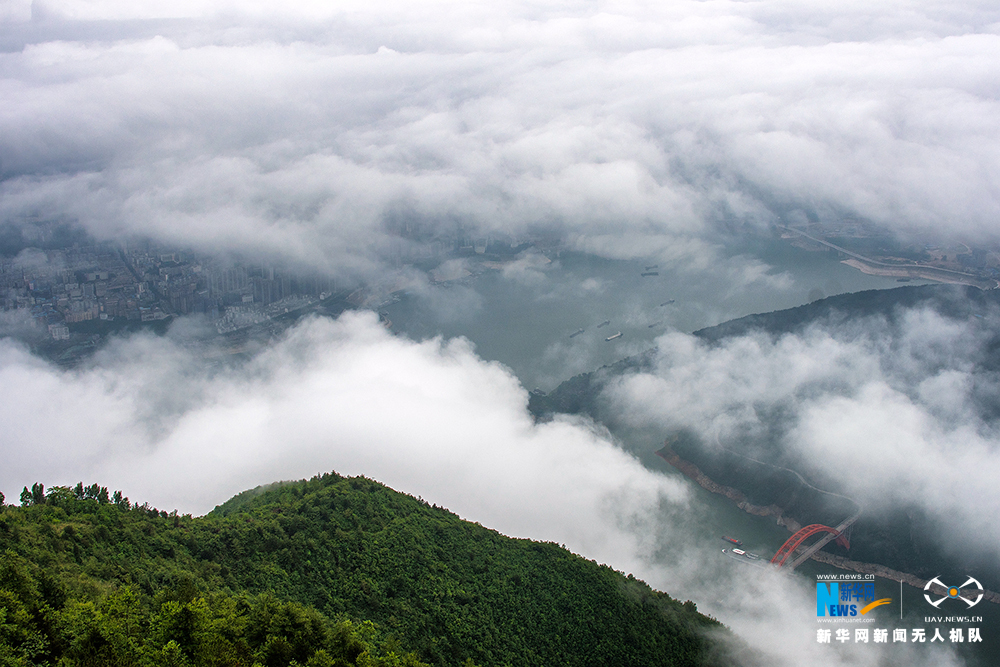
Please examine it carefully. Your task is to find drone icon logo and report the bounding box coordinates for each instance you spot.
[923,576,984,608]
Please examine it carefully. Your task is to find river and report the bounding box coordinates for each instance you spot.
[383,237,923,391]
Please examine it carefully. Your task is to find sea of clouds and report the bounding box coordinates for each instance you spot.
[4,0,999,663]
[3,0,1000,277]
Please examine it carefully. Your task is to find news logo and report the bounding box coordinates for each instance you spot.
[817,582,892,617]
[923,576,983,609]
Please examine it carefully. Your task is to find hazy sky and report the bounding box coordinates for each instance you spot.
[2,1,998,664]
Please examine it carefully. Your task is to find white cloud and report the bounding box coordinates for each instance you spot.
[2,0,999,279]
[0,309,970,665]
[0,312,688,574]
[606,305,1000,558]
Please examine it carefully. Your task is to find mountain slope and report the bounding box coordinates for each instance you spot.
[0,474,735,666]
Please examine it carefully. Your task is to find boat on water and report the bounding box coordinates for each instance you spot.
[660,299,675,306]
[648,321,663,328]
[645,264,659,270]
[721,549,767,567]
[641,271,659,277]
[722,536,743,546]
[569,328,585,338]
[596,320,611,328]
[605,332,623,341]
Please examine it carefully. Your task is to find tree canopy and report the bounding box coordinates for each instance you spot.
[0,473,733,666]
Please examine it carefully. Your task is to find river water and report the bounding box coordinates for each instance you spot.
[382,237,996,662]
[384,237,921,391]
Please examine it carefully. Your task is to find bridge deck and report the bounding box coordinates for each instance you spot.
[785,512,861,570]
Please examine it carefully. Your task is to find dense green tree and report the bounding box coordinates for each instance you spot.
[0,475,734,666]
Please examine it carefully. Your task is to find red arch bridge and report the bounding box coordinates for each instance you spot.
[770,524,851,569]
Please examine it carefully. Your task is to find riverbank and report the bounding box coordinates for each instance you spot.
[841,259,997,289]
[656,443,998,604]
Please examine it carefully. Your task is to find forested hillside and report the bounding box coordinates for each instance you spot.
[0,475,733,667]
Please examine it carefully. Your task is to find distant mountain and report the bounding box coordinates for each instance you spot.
[0,474,735,667]
[529,284,1000,422]
[690,284,998,342]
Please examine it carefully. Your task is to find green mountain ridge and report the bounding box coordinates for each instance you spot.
[0,473,738,667]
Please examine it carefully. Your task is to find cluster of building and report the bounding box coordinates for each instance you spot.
[0,241,337,340]
[1,245,144,340]
[0,222,553,345]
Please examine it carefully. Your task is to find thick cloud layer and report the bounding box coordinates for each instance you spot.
[3,0,1000,278]
[0,312,687,566]
[607,304,1000,561]
[0,310,968,665]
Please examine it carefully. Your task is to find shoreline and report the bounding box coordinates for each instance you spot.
[841,259,998,289]
[655,444,999,604]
